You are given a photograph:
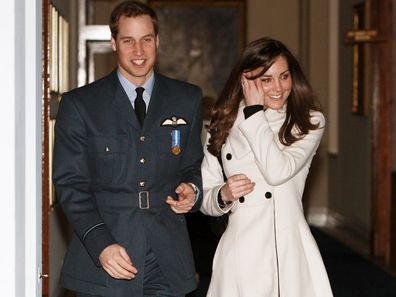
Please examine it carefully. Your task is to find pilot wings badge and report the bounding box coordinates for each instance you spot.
[160,116,188,155]
[160,116,188,127]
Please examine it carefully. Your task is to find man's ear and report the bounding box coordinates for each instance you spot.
[156,35,159,49]
[111,37,117,51]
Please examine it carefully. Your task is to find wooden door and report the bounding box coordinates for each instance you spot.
[43,1,71,296]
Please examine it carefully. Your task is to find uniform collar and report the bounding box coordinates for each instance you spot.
[116,69,155,107]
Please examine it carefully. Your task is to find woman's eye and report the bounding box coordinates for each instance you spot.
[260,77,271,83]
[281,74,290,80]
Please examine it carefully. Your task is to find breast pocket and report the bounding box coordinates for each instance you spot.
[156,125,190,154]
[155,126,189,176]
[87,135,128,184]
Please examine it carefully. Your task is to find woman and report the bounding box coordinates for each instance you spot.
[200,37,333,297]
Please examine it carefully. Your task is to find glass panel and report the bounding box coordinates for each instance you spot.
[87,40,117,83]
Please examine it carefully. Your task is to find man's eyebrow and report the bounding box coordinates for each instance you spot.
[119,34,155,39]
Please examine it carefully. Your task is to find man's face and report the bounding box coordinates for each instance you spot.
[111,15,159,86]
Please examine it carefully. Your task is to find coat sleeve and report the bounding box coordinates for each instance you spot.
[200,133,234,216]
[238,110,325,186]
[178,86,204,211]
[52,93,116,267]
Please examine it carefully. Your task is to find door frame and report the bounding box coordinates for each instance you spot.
[369,0,394,269]
[42,0,50,295]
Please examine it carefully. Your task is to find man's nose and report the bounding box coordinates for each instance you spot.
[133,42,144,55]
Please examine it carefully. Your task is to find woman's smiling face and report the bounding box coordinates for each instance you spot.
[252,56,292,110]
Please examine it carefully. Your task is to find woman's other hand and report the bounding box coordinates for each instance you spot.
[220,174,255,202]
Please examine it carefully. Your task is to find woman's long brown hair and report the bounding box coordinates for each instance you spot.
[207,37,322,157]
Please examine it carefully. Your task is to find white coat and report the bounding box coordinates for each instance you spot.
[201,105,333,297]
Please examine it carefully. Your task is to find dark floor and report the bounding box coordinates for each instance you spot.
[311,227,396,297]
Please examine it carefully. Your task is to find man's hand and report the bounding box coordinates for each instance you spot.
[166,182,196,213]
[99,243,138,279]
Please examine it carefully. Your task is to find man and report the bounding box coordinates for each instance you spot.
[52,1,203,296]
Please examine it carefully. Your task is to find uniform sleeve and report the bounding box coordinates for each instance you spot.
[178,86,204,211]
[52,93,116,266]
[200,133,235,216]
[238,110,325,186]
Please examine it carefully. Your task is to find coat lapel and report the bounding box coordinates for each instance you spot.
[107,71,141,130]
[228,107,252,160]
[107,71,172,132]
[142,74,168,132]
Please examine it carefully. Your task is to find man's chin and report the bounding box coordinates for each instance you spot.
[131,68,154,78]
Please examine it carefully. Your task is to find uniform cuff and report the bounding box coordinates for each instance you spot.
[83,224,117,267]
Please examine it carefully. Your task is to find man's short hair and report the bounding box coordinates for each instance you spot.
[109,0,159,39]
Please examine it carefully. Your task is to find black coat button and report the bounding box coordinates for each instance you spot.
[239,196,245,203]
[265,192,272,199]
[226,153,232,160]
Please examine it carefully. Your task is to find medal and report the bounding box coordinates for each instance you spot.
[171,129,181,155]
[161,115,189,156]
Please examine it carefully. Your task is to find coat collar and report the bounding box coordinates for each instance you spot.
[107,70,168,132]
[227,104,286,160]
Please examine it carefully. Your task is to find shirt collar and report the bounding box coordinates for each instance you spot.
[117,69,155,106]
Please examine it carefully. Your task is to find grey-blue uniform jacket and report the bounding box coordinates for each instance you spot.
[52,70,203,297]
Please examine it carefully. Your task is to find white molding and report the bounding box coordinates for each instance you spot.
[25,0,42,296]
[0,1,42,296]
[307,207,329,227]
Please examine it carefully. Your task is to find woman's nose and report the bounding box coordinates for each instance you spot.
[273,79,283,91]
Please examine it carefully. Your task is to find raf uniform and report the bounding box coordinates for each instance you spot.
[53,70,203,297]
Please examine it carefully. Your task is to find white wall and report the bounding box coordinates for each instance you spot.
[0,0,42,296]
[1,1,17,295]
[305,0,330,211]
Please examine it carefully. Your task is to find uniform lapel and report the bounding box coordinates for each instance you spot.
[142,74,168,132]
[108,71,141,130]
